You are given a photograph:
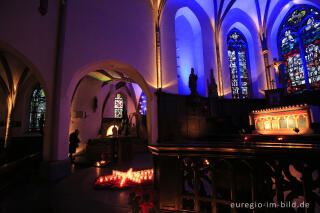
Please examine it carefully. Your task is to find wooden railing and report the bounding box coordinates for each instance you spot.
[150,142,320,213]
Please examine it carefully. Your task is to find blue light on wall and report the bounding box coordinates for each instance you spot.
[138,92,147,115]
[175,7,206,96]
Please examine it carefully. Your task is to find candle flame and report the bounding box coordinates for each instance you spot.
[95,168,154,188]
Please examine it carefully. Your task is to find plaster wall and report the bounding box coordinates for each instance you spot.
[70,76,106,153]
[0,0,59,93]
[61,0,156,92]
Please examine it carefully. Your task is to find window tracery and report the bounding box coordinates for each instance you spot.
[227,30,250,99]
[279,6,320,92]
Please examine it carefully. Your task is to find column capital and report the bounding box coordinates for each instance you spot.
[262,49,269,55]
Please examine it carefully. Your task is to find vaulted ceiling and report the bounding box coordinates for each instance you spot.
[156,0,315,35]
[88,70,134,85]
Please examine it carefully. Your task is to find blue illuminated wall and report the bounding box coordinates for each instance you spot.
[175,7,206,96]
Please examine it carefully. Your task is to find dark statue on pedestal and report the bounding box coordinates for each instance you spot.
[207,69,218,98]
[188,68,202,113]
[189,68,198,96]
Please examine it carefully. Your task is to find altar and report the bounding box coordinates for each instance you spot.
[249,104,316,135]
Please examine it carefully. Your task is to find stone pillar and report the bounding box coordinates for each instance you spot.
[43,0,71,181]
[156,24,162,89]
[261,36,272,90]
[263,49,272,90]
[215,33,223,97]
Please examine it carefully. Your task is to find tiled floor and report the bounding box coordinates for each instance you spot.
[0,152,153,213]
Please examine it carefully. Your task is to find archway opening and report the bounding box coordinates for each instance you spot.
[69,68,149,162]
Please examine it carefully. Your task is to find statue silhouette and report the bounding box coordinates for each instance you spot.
[207,69,218,97]
[189,68,198,96]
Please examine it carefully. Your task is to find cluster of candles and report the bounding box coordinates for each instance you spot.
[95,160,108,167]
[202,159,210,166]
[94,168,154,188]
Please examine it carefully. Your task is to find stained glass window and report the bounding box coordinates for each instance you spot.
[114,93,124,118]
[138,92,147,115]
[227,30,250,99]
[29,87,46,132]
[279,6,320,92]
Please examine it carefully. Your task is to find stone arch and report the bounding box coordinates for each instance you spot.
[67,59,152,102]
[66,59,154,150]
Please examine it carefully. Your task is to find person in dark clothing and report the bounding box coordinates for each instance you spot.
[119,106,129,136]
[69,129,80,162]
[112,125,118,136]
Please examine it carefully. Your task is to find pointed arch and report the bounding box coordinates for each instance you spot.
[227,29,251,99]
[138,91,147,115]
[266,0,320,66]
[160,0,215,96]
[28,85,46,132]
[220,8,266,98]
[175,7,206,96]
[114,93,125,118]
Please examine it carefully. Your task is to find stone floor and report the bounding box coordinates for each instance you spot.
[0,152,153,213]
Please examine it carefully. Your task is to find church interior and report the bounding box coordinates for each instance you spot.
[1,0,320,212]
